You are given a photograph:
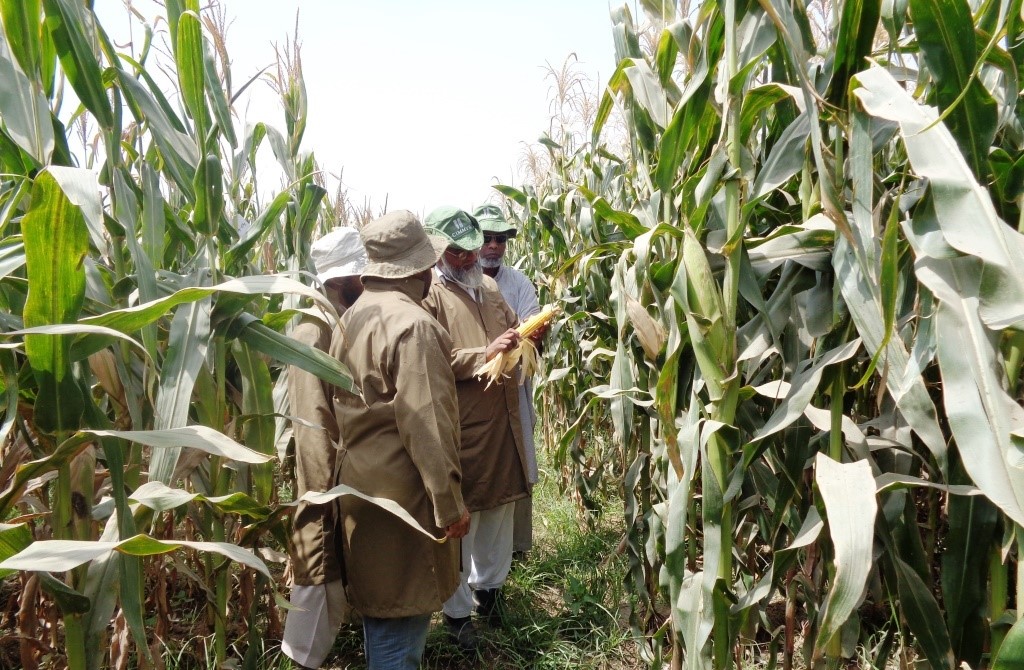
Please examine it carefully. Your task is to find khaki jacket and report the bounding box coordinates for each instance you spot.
[422,273,530,512]
[330,276,466,618]
[287,316,343,585]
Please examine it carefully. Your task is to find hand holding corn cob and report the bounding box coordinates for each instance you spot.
[475,304,561,386]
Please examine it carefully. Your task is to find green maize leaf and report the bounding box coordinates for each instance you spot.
[174,10,205,133]
[751,112,811,199]
[80,406,147,666]
[893,555,955,669]
[0,349,17,448]
[492,184,528,208]
[148,295,211,484]
[993,616,1024,670]
[654,25,679,84]
[942,461,998,667]
[739,83,802,142]
[87,426,272,465]
[0,522,32,578]
[38,572,90,615]
[0,29,53,164]
[232,313,357,395]
[296,484,450,542]
[140,164,165,267]
[873,472,981,496]
[0,323,148,363]
[908,0,997,179]
[749,339,861,445]
[0,534,272,579]
[81,275,339,335]
[41,0,113,128]
[654,67,711,194]
[828,0,880,105]
[1,0,42,78]
[928,261,1024,526]
[45,166,105,254]
[593,60,631,146]
[834,234,947,466]
[814,455,877,653]
[203,33,235,147]
[854,65,1024,331]
[611,5,642,62]
[128,481,272,518]
[192,152,223,236]
[115,71,198,196]
[232,340,275,503]
[623,59,671,129]
[225,189,292,268]
[22,169,88,434]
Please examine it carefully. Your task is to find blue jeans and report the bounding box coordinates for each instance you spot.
[362,614,431,670]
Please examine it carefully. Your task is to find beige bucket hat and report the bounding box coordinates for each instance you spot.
[360,210,448,280]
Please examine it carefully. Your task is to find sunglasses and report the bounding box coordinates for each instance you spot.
[445,247,477,262]
[483,234,508,244]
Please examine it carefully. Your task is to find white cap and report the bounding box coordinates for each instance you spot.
[310,227,367,282]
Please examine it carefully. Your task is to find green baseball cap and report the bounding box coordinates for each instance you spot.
[424,206,484,251]
[472,204,518,237]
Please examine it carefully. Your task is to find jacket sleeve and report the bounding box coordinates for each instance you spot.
[288,319,340,497]
[392,319,466,529]
[423,280,488,381]
[513,272,541,322]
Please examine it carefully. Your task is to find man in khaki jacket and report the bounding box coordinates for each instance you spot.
[474,204,546,557]
[422,207,531,649]
[283,227,366,669]
[330,211,470,670]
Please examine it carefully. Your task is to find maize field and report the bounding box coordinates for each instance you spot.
[1,0,1024,669]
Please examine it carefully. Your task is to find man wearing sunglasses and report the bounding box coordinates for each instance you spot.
[472,204,545,561]
[422,207,530,651]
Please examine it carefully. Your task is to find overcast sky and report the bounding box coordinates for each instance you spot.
[94,1,619,216]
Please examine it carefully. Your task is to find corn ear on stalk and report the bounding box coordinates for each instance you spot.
[474,304,560,386]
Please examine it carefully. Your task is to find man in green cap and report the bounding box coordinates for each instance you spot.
[473,204,545,558]
[422,206,531,649]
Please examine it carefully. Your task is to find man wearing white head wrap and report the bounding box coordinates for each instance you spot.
[282,227,367,669]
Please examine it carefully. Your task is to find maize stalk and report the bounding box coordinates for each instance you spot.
[475,304,561,386]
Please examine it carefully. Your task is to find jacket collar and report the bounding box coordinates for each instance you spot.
[362,275,430,303]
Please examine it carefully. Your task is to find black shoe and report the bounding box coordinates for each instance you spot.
[444,614,479,652]
[473,588,504,626]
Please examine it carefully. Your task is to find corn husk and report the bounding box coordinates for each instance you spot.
[474,304,560,386]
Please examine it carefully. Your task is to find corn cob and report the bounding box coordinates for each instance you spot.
[474,304,560,386]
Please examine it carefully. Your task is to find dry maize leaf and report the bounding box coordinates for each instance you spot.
[89,350,125,410]
[626,295,666,360]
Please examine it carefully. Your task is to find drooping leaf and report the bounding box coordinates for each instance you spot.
[814,455,878,652]
[0,535,272,578]
[908,0,998,178]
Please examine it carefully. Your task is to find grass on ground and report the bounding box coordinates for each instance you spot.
[292,465,640,670]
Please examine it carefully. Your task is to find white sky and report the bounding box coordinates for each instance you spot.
[93,1,619,215]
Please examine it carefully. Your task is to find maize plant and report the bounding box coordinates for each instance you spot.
[504,0,1024,668]
[0,2,360,668]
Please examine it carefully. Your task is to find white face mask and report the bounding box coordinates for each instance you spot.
[439,255,484,290]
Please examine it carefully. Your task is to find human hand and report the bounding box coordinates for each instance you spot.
[484,328,520,361]
[526,320,550,344]
[445,509,471,539]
